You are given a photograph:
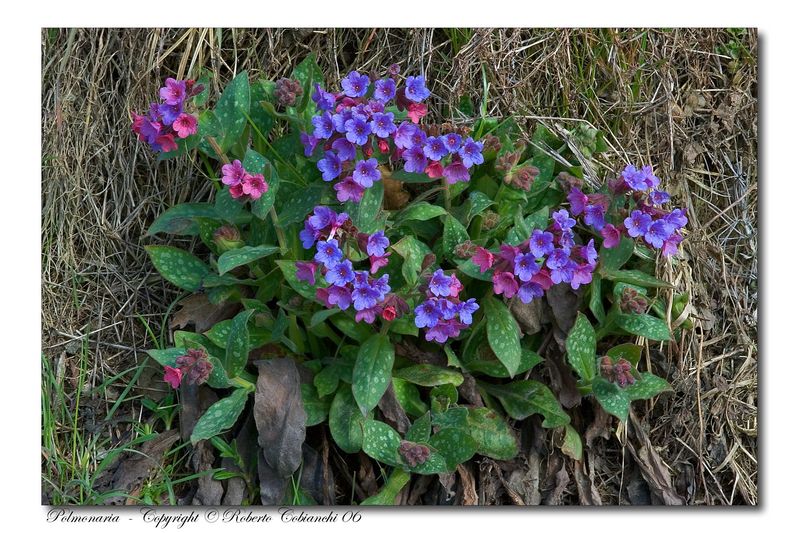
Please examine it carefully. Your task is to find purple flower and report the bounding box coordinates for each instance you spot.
[570,263,594,290]
[601,224,621,249]
[332,110,352,133]
[308,206,346,232]
[492,271,519,298]
[325,259,355,287]
[429,269,453,297]
[662,234,683,257]
[581,239,598,265]
[414,299,441,328]
[355,306,380,324]
[425,323,455,343]
[546,249,576,284]
[517,282,544,303]
[437,299,457,320]
[640,165,660,188]
[366,231,390,257]
[300,221,317,249]
[423,137,448,161]
[315,240,343,269]
[353,158,382,187]
[370,112,397,138]
[665,208,688,229]
[317,151,342,182]
[584,204,606,230]
[221,160,246,186]
[295,261,317,284]
[334,176,365,203]
[372,273,391,298]
[456,298,479,325]
[442,133,462,153]
[644,219,671,249]
[624,210,652,238]
[373,78,396,103]
[342,71,370,98]
[312,83,336,111]
[325,285,352,310]
[157,102,182,125]
[552,209,576,232]
[458,138,484,168]
[369,253,390,274]
[345,116,372,146]
[300,132,319,157]
[394,122,421,149]
[514,252,540,282]
[443,161,470,184]
[159,78,186,105]
[331,138,356,161]
[650,190,671,205]
[567,187,588,216]
[352,284,380,311]
[404,75,431,102]
[621,164,648,191]
[530,229,555,258]
[403,146,428,174]
[312,112,334,139]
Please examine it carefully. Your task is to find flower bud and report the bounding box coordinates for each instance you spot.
[495,151,521,174]
[509,165,539,191]
[388,63,401,78]
[481,134,501,155]
[619,287,648,314]
[274,77,303,107]
[454,240,477,259]
[481,210,500,230]
[398,441,430,467]
[175,348,213,386]
[556,171,582,192]
[213,225,244,252]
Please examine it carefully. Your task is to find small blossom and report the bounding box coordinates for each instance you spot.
[334,176,365,203]
[366,231,390,257]
[425,161,444,178]
[394,122,421,149]
[241,173,268,200]
[156,134,178,152]
[458,138,484,168]
[517,282,544,303]
[300,132,319,157]
[423,137,449,161]
[221,160,246,186]
[352,158,382,187]
[472,247,495,273]
[311,112,334,139]
[650,190,671,205]
[317,152,342,182]
[370,111,397,138]
[404,75,431,102]
[342,71,370,98]
[159,78,187,106]
[295,261,317,284]
[373,78,397,103]
[457,298,479,325]
[492,271,519,298]
[624,210,652,238]
[567,187,589,216]
[163,366,183,389]
[644,219,671,249]
[530,229,555,258]
[514,252,541,282]
[600,224,622,249]
[312,83,335,111]
[315,240,343,269]
[325,259,356,287]
[403,146,428,174]
[443,160,470,184]
[584,204,606,230]
[441,133,462,153]
[621,164,648,191]
[407,102,428,123]
[172,113,198,138]
[345,116,372,146]
[429,269,453,297]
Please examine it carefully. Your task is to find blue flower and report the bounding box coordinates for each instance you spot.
[402,146,428,174]
[530,229,555,258]
[624,210,652,238]
[423,137,448,161]
[370,112,397,138]
[316,151,342,182]
[514,252,540,282]
[353,158,382,187]
[341,71,370,98]
[324,259,355,287]
[315,240,343,269]
[373,78,396,103]
[366,231,390,257]
[584,204,606,230]
[442,133,462,154]
[404,75,431,102]
[312,83,335,111]
[332,138,356,161]
[456,298,479,325]
[414,298,441,328]
[458,138,484,168]
[517,282,544,304]
[429,269,453,297]
[311,112,334,139]
[650,190,671,205]
[345,116,372,146]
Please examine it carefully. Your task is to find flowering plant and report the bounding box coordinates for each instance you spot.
[138,55,688,504]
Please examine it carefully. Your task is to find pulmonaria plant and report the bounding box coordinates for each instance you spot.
[139,56,688,505]
[131,78,203,153]
[303,68,484,203]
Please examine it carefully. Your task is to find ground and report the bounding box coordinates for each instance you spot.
[41,28,757,505]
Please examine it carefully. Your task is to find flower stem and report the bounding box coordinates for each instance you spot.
[442,177,451,211]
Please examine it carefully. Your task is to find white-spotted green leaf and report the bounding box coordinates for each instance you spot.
[457,258,493,281]
[392,379,427,418]
[146,347,184,367]
[601,269,674,289]
[464,407,518,460]
[276,183,325,226]
[481,380,570,428]
[392,235,429,286]
[352,334,395,415]
[351,180,384,233]
[301,383,330,426]
[599,236,634,271]
[393,364,464,388]
[225,309,254,378]
[465,191,494,221]
[482,296,522,377]
[217,245,280,275]
[147,203,220,236]
[565,312,597,382]
[361,419,401,466]
[606,343,643,367]
[615,313,672,342]
[190,388,249,444]
[145,245,210,292]
[624,372,672,401]
[589,276,606,322]
[328,385,367,453]
[396,202,448,224]
[428,427,477,471]
[215,72,250,152]
[242,149,279,220]
[592,379,630,422]
[405,411,432,443]
[443,215,470,259]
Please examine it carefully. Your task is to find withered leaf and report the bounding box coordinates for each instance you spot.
[377,382,411,434]
[253,358,307,478]
[169,293,240,334]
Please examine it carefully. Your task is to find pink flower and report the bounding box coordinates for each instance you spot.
[378,139,390,153]
[600,224,621,249]
[242,173,268,200]
[449,274,464,297]
[425,161,443,178]
[156,134,178,152]
[222,160,246,186]
[472,247,495,273]
[492,271,519,298]
[229,183,244,199]
[163,366,183,389]
[334,176,365,203]
[369,253,390,274]
[173,113,198,138]
[407,102,427,123]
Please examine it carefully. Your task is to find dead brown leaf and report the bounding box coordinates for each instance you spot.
[169,293,240,334]
[378,382,411,434]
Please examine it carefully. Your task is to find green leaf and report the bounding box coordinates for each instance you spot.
[606,343,643,367]
[429,427,477,471]
[329,314,373,342]
[352,180,384,233]
[217,245,280,275]
[601,269,674,289]
[352,334,395,415]
[442,215,470,259]
[393,365,463,388]
[624,372,672,401]
[465,407,518,460]
[392,235,429,286]
[214,188,246,224]
[463,348,543,379]
[249,79,275,139]
[396,202,448,224]
[190,389,249,444]
[405,411,432,443]
[559,424,583,461]
[301,383,330,426]
[309,308,340,328]
[215,72,250,152]
[291,53,324,114]
[242,150,279,220]
[599,236,634,271]
[390,169,433,183]
[145,245,210,292]
[225,309,254,378]
[565,313,597,382]
[276,260,317,300]
[615,313,672,341]
[613,282,647,300]
[361,420,401,466]
[392,379,428,418]
[276,183,325,226]
[592,379,630,422]
[328,385,367,453]
[361,469,410,506]
[482,296,522,377]
[457,258,493,282]
[146,347,184,367]
[147,203,220,236]
[481,380,570,428]
[589,276,606,323]
[465,191,494,221]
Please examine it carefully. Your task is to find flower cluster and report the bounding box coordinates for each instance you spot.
[163,348,213,389]
[567,164,687,257]
[221,160,268,201]
[296,206,404,323]
[132,78,203,153]
[274,77,303,107]
[599,356,636,388]
[414,269,479,343]
[301,69,484,203]
[472,210,599,302]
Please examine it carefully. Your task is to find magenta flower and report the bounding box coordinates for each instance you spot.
[295,261,317,284]
[334,176,365,203]
[241,173,268,200]
[567,187,588,216]
[163,366,183,389]
[172,113,197,138]
[443,161,470,184]
[342,71,370,98]
[369,253,390,274]
[157,134,178,153]
[600,224,621,249]
[222,160,246,186]
[492,271,519,299]
[662,233,683,257]
[472,247,495,273]
[159,78,187,106]
[406,102,428,124]
[425,161,443,178]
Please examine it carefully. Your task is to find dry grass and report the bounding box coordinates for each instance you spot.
[41,28,757,505]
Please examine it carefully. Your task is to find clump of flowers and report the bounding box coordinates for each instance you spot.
[131,78,203,153]
[301,68,484,203]
[274,77,303,107]
[296,206,403,323]
[163,348,214,389]
[398,441,430,467]
[472,210,599,302]
[413,269,479,343]
[619,287,648,314]
[220,160,268,201]
[599,356,636,388]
